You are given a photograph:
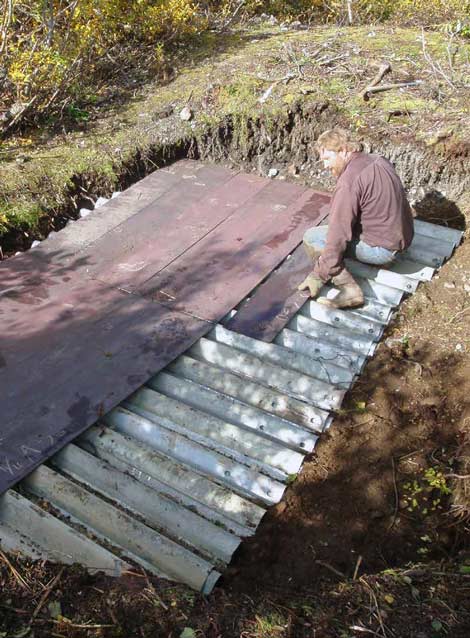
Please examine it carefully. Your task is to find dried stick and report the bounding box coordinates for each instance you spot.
[0,550,31,592]
[360,577,388,638]
[359,62,391,99]
[387,457,399,532]
[363,81,422,100]
[421,27,455,89]
[0,0,13,56]
[353,554,363,580]
[315,560,346,579]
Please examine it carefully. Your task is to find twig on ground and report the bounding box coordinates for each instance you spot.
[315,560,346,579]
[363,81,422,101]
[387,457,399,532]
[350,626,383,637]
[140,566,169,611]
[360,62,392,99]
[0,550,31,591]
[353,555,363,580]
[448,305,470,324]
[359,577,389,638]
[50,620,115,629]
[317,53,349,67]
[421,28,455,89]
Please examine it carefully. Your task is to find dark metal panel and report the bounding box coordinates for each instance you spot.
[85,164,242,290]
[0,291,210,495]
[141,188,330,322]
[225,243,314,341]
[31,161,193,259]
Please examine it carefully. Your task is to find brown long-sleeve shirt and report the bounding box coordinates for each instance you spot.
[313,152,414,282]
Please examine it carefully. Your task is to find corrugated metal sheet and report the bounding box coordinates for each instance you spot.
[0,219,463,594]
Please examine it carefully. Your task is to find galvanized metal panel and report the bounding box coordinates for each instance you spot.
[207,324,354,388]
[126,387,305,478]
[387,257,435,281]
[409,231,455,259]
[0,490,129,576]
[345,259,418,293]
[300,301,384,339]
[414,219,463,245]
[79,426,263,536]
[149,371,318,452]
[275,327,365,374]
[288,314,376,357]
[106,407,286,506]
[188,338,344,410]
[168,355,330,433]
[52,445,240,564]
[22,465,220,592]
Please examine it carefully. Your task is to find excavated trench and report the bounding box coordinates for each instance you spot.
[2,102,468,256]
[1,99,468,594]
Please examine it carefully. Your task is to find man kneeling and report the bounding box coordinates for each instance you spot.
[299,128,414,309]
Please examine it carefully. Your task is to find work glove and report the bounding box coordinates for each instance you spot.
[297,273,323,298]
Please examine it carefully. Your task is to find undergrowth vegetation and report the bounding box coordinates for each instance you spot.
[0,1,468,135]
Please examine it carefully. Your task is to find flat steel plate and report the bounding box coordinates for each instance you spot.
[0,161,330,494]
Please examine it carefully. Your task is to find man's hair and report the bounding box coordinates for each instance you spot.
[316,128,363,153]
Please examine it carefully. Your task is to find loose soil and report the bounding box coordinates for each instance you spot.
[1,19,470,638]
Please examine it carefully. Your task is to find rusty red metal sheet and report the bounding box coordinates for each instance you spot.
[0,287,210,494]
[225,244,314,340]
[85,163,243,290]
[226,206,330,341]
[141,188,330,322]
[0,160,330,494]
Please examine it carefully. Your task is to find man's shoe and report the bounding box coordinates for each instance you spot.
[317,268,364,309]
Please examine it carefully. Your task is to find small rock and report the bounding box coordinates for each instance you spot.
[268,168,279,178]
[31,240,41,248]
[14,251,22,256]
[464,284,470,293]
[79,208,92,218]
[444,282,456,289]
[267,15,278,25]
[179,106,193,121]
[95,197,108,209]
[455,343,464,352]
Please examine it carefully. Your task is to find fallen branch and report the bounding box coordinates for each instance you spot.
[421,27,455,90]
[363,81,422,101]
[359,61,392,100]
[448,305,470,324]
[315,560,346,579]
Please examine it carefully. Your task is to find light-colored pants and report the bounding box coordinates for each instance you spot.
[303,225,396,267]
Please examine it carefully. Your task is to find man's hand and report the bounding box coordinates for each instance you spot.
[297,273,323,298]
